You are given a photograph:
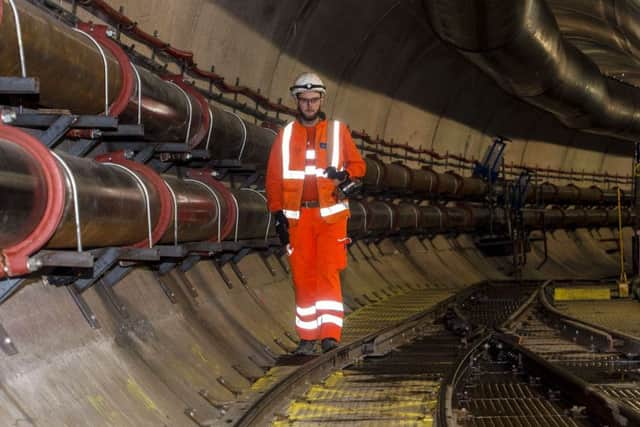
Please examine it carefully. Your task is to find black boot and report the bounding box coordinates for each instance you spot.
[321,338,338,353]
[293,340,316,355]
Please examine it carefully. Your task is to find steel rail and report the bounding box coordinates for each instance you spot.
[440,280,640,426]
[225,282,480,426]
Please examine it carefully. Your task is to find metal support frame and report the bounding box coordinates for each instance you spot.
[152,270,178,303]
[96,280,129,319]
[473,136,508,184]
[259,251,277,276]
[10,113,118,129]
[38,115,78,147]
[67,285,100,329]
[0,323,18,356]
[213,260,234,289]
[73,247,121,292]
[0,77,39,95]
[0,277,24,304]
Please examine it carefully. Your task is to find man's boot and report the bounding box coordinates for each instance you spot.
[321,338,338,353]
[293,339,316,355]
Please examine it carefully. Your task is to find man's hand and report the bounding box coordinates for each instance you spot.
[273,210,289,246]
[324,166,349,182]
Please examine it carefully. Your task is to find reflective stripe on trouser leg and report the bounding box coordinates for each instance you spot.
[289,208,319,341]
[316,216,348,341]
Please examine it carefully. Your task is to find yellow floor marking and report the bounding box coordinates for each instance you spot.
[87,394,120,424]
[554,287,610,301]
[126,378,160,413]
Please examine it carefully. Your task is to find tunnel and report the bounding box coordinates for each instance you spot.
[1,0,640,425]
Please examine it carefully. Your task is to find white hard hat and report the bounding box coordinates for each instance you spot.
[290,72,326,97]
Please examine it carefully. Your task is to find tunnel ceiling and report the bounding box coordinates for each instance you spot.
[548,0,640,85]
[75,0,637,174]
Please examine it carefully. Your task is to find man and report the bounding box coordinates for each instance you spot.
[265,72,366,354]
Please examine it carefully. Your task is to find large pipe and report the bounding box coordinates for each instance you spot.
[363,156,629,206]
[0,1,274,161]
[347,199,634,238]
[229,188,274,241]
[424,0,640,142]
[0,126,253,276]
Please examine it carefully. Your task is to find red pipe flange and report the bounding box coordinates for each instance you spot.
[0,124,66,277]
[95,151,172,248]
[185,169,236,242]
[163,75,212,149]
[76,22,135,117]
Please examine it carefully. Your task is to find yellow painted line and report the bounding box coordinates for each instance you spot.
[554,287,610,301]
[322,371,344,388]
[126,378,160,413]
[87,394,120,424]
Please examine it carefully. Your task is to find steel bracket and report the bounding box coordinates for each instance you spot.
[101,124,145,138]
[27,250,94,271]
[101,265,134,288]
[118,248,160,262]
[0,277,24,304]
[230,261,248,285]
[213,260,234,289]
[178,254,202,273]
[37,115,78,148]
[259,251,277,276]
[152,270,177,303]
[11,113,118,129]
[73,247,121,292]
[231,248,251,264]
[67,285,100,329]
[0,322,18,356]
[157,245,189,258]
[96,280,129,318]
[0,77,39,95]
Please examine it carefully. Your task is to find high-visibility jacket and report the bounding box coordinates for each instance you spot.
[266,119,366,224]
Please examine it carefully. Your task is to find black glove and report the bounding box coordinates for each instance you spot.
[335,177,363,200]
[325,166,349,182]
[273,210,289,246]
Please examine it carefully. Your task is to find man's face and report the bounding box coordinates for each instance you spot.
[297,92,323,121]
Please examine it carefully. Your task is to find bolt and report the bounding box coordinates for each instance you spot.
[211,170,219,177]
[106,28,116,38]
[123,149,135,160]
[1,108,16,124]
[26,257,43,272]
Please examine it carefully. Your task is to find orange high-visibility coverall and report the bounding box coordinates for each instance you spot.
[266,119,366,341]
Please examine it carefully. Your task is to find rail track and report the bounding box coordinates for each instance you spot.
[226,280,640,426]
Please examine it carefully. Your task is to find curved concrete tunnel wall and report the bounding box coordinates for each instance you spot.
[86,0,634,179]
[0,1,636,426]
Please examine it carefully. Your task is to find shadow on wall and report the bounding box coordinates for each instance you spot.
[213,0,632,157]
